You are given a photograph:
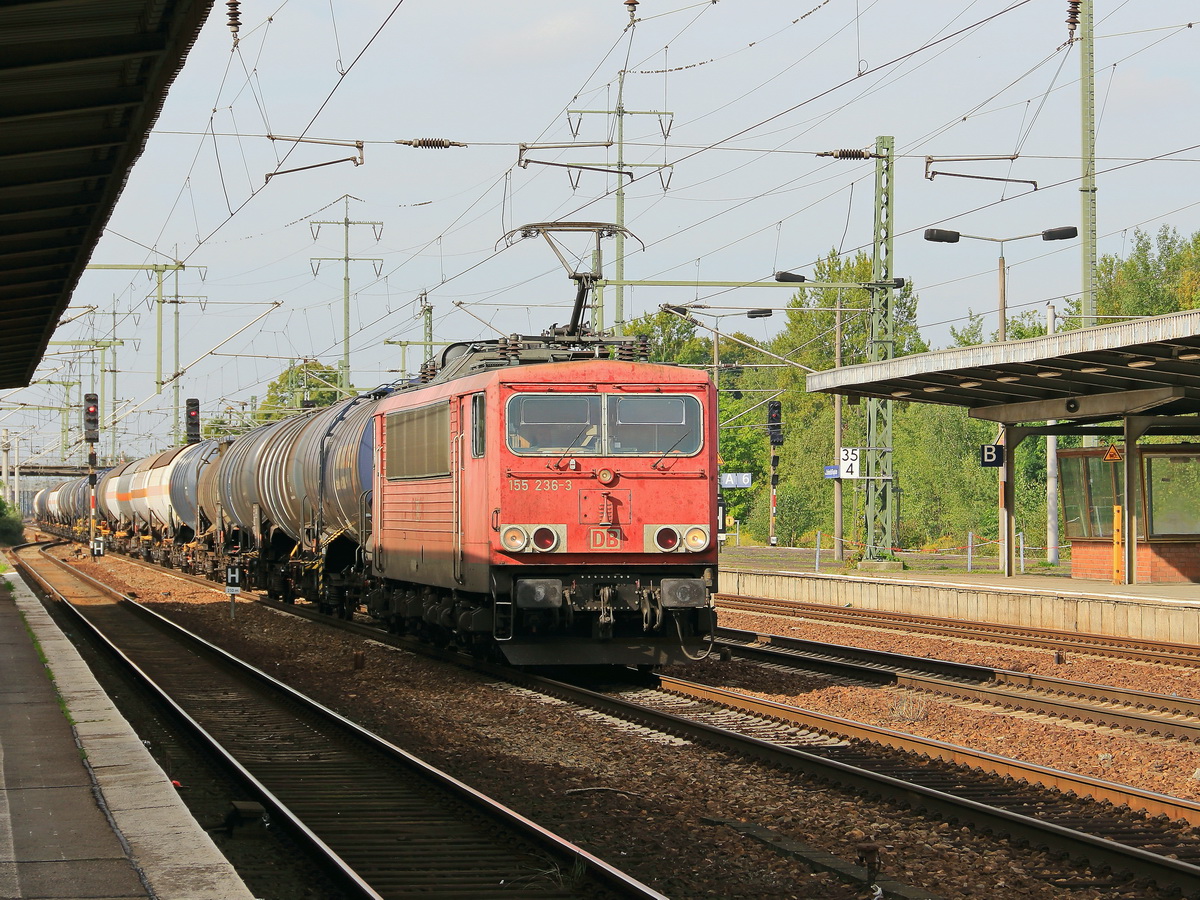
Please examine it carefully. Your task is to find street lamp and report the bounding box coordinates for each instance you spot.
[674,306,774,386]
[924,226,1077,341]
[674,305,775,545]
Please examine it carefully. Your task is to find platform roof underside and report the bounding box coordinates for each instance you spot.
[805,310,1200,428]
[0,0,213,389]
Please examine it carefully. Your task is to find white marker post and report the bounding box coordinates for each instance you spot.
[225,565,241,619]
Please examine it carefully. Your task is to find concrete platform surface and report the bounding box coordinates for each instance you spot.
[1,567,256,900]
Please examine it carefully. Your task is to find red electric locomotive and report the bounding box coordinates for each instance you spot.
[365,330,719,665]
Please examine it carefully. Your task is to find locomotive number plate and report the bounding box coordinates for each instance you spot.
[588,528,622,550]
[507,478,573,491]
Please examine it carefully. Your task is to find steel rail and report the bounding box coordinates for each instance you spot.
[718,594,1200,666]
[507,671,1200,897]
[654,672,1200,825]
[12,545,667,900]
[717,626,1200,740]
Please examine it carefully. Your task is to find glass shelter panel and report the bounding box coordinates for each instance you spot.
[1058,450,1147,541]
[1146,454,1200,536]
[1060,456,1089,538]
[1086,456,1116,538]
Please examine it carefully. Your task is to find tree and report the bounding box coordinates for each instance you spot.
[737,249,927,546]
[623,309,709,365]
[1097,226,1200,319]
[258,361,343,422]
[777,248,927,370]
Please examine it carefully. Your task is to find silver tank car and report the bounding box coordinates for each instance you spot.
[217,395,384,544]
[59,476,92,522]
[215,422,277,533]
[286,394,381,544]
[254,413,315,542]
[169,440,221,535]
[32,487,51,522]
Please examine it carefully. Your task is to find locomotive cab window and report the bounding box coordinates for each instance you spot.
[609,395,700,456]
[507,395,601,455]
[505,393,701,457]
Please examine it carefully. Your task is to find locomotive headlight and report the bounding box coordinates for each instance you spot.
[654,526,680,552]
[501,525,529,552]
[683,526,710,552]
[531,526,559,552]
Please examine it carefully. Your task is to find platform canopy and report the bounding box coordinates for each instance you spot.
[0,0,213,389]
[806,309,1200,426]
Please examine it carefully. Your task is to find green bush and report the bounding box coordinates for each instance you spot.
[0,498,24,546]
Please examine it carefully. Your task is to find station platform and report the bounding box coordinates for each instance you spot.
[719,548,1200,645]
[0,567,255,900]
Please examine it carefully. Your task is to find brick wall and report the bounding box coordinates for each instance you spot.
[1070,539,1200,583]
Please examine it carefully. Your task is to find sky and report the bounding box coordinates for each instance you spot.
[5,0,1199,465]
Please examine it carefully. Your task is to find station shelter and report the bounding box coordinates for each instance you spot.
[1058,444,1200,583]
[805,309,1200,585]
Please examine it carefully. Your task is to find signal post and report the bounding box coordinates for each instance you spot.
[83,393,102,556]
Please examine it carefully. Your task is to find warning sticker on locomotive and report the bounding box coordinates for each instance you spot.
[588,528,623,549]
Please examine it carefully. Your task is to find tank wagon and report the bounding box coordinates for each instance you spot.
[36,329,719,665]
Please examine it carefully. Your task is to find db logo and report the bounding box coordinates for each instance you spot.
[588,528,622,549]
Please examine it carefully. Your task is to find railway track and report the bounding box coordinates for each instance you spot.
[40,545,1200,897]
[716,626,1200,743]
[717,594,1200,666]
[10,544,665,900]
[521,672,1200,895]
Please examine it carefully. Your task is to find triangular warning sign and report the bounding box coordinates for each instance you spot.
[1103,444,1123,462]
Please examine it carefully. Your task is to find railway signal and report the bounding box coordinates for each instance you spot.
[83,393,99,443]
[186,398,201,444]
[767,399,784,446]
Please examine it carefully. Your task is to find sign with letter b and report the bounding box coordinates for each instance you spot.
[980,444,1005,467]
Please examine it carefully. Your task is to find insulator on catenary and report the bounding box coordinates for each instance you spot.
[397,138,467,149]
[226,0,241,38]
[1065,1,1080,37]
[817,148,872,159]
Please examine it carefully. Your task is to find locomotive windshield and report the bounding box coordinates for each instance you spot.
[506,393,701,456]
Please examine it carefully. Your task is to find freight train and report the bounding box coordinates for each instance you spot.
[35,328,719,666]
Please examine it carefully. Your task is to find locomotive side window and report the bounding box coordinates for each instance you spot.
[471,393,485,458]
[506,395,601,455]
[384,403,450,478]
[609,396,701,455]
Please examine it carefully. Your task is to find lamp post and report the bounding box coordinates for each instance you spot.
[669,305,774,545]
[924,224,1076,573]
[923,226,1077,341]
